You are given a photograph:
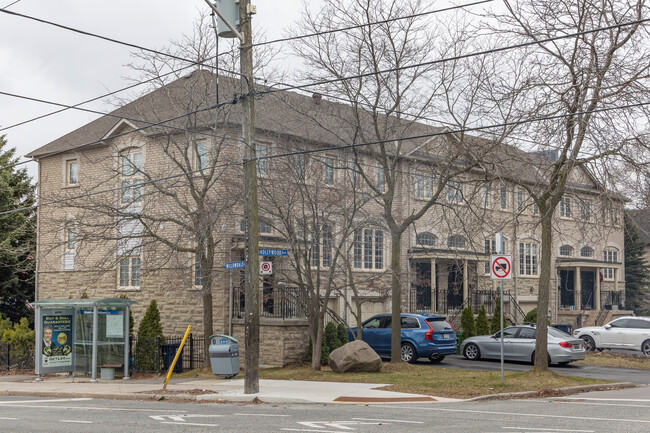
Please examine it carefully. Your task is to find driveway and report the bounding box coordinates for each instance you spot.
[428,354,650,384]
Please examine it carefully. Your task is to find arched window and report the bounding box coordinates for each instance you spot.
[580,247,593,258]
[416,232,436,247]
[447,235,466,249]
[559,245,573,256]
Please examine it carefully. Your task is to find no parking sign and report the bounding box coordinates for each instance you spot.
[260,261,272,275]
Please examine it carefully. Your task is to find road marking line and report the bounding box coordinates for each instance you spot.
[558,398,650,402]
[352,417,424,424]
[0,417,18,420]
[503,428,594,432]
[556,401,650,408]
[282,430,342,433]
[371,405,650,424]
[161,421,219,427]
[234,413,291,417]
[4,404,185,412]
[0,398,93,404]
[60,420,93,424]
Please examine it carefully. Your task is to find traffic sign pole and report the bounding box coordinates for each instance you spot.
[496,233,505,386]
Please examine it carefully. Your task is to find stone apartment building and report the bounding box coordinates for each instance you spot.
[27,70,629,366]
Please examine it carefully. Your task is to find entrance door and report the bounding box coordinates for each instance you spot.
[581,271,595,310]
[414,262,432,312]
[559,270,575,309]
[447,263,464,310]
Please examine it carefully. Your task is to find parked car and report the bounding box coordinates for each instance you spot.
[461,324,586,365]
[347,313,457,363]
[573,316,650,355]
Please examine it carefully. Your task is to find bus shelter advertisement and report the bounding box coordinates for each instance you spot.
[42,313,73,369]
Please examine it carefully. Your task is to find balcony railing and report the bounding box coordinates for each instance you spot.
[233,286,308,319]
[601,290,624,310]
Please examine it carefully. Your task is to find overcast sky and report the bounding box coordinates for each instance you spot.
[0,0,315,180]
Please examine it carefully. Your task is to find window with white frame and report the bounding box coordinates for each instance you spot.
[323,157,335,185]
[580,200,591,221]
[353,228,384,270]
[310,224,332,268]
[560,197,572,218]
[447,235,466,249]
[559,245,573,256]
[256,144,268,176]
[240,219,272,234]
[481,186,489,207]
[348,160,360,189]
[612,208,619,226]
[415,173,433,198]
[293,153,307,181]
[484,237,507,273]
[447,180,463,203]
[376,166,385,193]
[532,200,539,214]
[416,232,436,247]
[120,149,143,205]
[195,141,207,170]
[603,249,618,279]
[63,226,76,270]
[119,257,141,288]
[516,190,524,211]
[601,206,607,225]
[65,159,79,186]
[519,241,539,276]
[500,186,508,209]
[580,246,593,258]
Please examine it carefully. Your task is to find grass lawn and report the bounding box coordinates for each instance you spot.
[575,352,650,370]
[257,363,610,399]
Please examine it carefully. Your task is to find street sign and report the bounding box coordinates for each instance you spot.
[225,260,245,270]
[260,261,272,275]
[491,255,512,280]
[259,248,288,256]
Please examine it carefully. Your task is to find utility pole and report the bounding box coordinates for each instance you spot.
[240,0,260,394]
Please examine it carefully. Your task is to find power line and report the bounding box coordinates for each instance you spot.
[253,0,494,47]
[2,98,646,216]
[0,97,243,171]
[260,17,650,96]
[1,0,21,9]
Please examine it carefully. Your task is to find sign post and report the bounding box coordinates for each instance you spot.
[491,233,511,385]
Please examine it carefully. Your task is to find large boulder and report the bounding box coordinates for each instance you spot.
[328,340,382,373]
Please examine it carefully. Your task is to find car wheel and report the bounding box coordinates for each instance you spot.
[581,335,596,352]
[529,352,552,365]
[429,354,445,364]
[400,342,417,363]
[463,343,480,360]
[642,340,650,356]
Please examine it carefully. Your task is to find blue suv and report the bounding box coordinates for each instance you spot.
[347,313,457,363]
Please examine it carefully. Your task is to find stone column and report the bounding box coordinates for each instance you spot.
[430,258,437,313]
[575,266,582,310]
[463,259,469,306]
[595,268,601,310]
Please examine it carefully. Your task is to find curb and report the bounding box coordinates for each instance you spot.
[466,382,636,401]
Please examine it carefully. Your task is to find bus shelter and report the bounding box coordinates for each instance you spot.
[33,298,135,382]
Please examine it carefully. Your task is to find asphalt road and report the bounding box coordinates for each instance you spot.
[2,391,650,433]
[420,354,650,384]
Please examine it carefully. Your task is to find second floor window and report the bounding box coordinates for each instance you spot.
[119,256,141,288]
[603,249,618,279]
[560,197,571,218]
[447,181,463,203]
[376,166,385,193]
[559,245,573,256]
[64,227,76,270]
[194,253,203,286]
[500,187,507,209]
[416,232,436,247]
[580,200,591,221]
[519,241,539,276]
[481,186,489,207]
[121,150,142,176]
[353,229,384,270]
[447,235,466,249]
[580,246,593,258]
[195,141,207,170]
[517,190,524,211]
[293,153,307,181]
[257,144,268,176]
[121,150,142,204]
[310,225,332,268]
[323,157,335,185]
[66,159,78,186]
[415,173,433,198]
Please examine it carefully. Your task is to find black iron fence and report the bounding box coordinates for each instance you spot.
[601,291,624,310]
[0,341,34,371]
[233,286,308,319]
[129,333,205,374]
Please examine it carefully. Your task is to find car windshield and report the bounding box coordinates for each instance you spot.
[426,318,453,331]
[548,328,572,339]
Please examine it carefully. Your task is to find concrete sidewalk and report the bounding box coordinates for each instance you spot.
[0,374,461,404]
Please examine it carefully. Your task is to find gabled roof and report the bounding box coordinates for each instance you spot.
[629,209,650,244]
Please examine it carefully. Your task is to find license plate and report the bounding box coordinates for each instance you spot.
[443,334,450,339]
[573,344,580,349]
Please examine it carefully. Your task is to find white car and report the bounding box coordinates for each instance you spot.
[574,316,650,355]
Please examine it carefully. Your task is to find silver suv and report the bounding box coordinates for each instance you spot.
[573,316,650,355]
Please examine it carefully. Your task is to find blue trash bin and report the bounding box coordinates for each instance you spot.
[162,342,183,373]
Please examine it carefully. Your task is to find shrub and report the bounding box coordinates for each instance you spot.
[306,322,348,365]
[524,307,550,325]
[135,300,164,372]
[460,306,476,340]
[2,317,35,361]
[476,305,490,336]
[491,297,502,334]
[337,323,348,345]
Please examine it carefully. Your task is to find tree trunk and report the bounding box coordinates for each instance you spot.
[390,230,402,363]
[356,301,363,340]
[202,289,213,367]
[534,215,552,371]
[311,312,323,371]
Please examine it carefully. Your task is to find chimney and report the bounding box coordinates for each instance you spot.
[312,92,322,105]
